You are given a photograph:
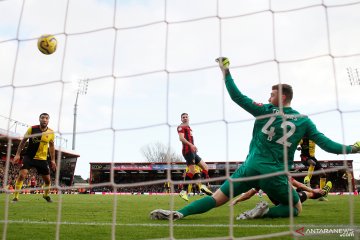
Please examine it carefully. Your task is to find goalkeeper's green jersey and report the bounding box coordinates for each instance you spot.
[225,74,352,171]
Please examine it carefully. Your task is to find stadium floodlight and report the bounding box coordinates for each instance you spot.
[346,67,360,86]
[72,79,89,150]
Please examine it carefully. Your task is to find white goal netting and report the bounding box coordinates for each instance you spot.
[1,0,360,239]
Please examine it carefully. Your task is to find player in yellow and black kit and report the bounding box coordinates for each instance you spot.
[184,165,203,196]
[12,113,56,203]
[298,136,332,200]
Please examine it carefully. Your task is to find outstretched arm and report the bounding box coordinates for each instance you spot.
[306,121,357,154]
[216,57,269,117]
[291,178,323,194]
[229,188,257,206]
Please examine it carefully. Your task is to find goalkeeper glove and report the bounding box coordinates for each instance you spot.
[215,57,230,71]
[351,141,360,153]
[216,57,231,78]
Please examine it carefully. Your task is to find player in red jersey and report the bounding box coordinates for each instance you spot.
[30,175,37,194]
[177,113,212,201]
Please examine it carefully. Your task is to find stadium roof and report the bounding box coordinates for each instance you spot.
[0,129,80,159]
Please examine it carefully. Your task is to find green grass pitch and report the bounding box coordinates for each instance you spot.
[0,194,359,239]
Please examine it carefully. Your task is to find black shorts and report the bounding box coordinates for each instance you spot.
[300,155,322,170]
[183,152,202,166]
[21,155,50,175]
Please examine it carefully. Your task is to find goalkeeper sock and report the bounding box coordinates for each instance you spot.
[14,180,23,199]
[320,178,326,189]
[43,183,51,197]
[178,196,216,217]
[263,204,298,218]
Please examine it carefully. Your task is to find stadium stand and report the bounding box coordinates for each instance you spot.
[0,128,80,188]
[89,161,356,194]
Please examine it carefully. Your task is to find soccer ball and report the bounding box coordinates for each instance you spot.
[37,34,57,55]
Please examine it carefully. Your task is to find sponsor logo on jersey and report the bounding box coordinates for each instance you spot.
[253,101,263,106]
[32,137,41,143]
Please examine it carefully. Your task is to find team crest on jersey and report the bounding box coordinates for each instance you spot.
[33,137,41,143]
[253,101,263,106]
[178,127,182,131]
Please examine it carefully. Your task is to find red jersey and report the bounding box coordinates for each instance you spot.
[177,125,194,155]
[30,177,36,187]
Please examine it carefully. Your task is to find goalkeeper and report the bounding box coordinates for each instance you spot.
[150,57,360,220]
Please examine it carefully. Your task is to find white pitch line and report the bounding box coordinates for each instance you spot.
[0,220,359,229]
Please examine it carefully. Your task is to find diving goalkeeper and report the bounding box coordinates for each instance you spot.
[150,57,360,220]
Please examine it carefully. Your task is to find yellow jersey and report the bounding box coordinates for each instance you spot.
[299,137,315,158]
[185,165,202,174]
[24,125,54,160]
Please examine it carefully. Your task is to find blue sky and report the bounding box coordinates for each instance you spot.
[0,0,360,179]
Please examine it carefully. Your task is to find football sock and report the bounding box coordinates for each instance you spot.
[14,180,23,199]
[183,174,193,192]
[320,177,326,189]
[303,176,310,185]
[187,184,192,194]
[307,165,315,180]
[263,204,298,218]
[178,196,216,217]
[197,183,202,192]
[43,183,50,197]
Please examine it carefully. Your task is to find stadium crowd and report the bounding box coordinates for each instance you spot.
[90,184,216,194]
[1,160,355,195]
[0,161,77,194]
